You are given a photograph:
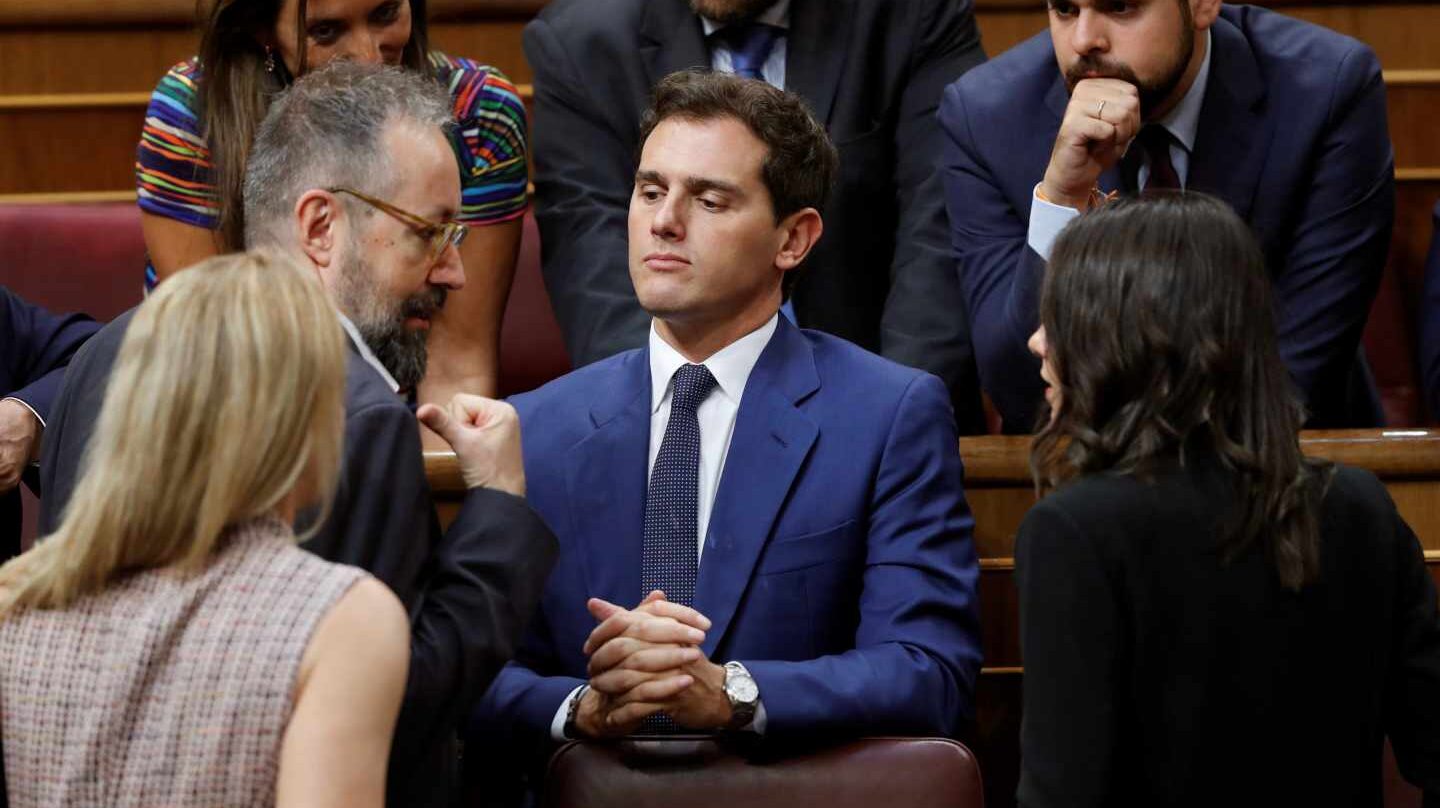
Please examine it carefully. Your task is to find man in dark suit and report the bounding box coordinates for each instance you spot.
[525,0,990,432]
[468,71,982,802]
[0,288,96,554]
[1421,201,1440,420]
[38,63,557,808]
[940,0,1394,431]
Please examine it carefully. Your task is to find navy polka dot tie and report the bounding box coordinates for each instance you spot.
[638,363,716,733]
[643,363,717,607]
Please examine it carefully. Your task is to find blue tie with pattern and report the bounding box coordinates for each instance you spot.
[638,362,716,733]
[715,22,783,83]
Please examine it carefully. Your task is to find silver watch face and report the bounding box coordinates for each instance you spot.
[728,673,759,703]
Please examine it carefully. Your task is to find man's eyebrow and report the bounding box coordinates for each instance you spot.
[635,169,665,185]
[683,177,743,198]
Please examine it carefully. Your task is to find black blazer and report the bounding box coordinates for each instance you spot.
[38,310,559,808]
[523,0,989,431]
[1015,456,1440,807]
[0,286,96,555]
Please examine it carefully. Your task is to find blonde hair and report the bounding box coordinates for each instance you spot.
[0,251,347,617]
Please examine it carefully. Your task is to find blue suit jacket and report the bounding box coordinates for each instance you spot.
[939,5,1394,431]
[0,286,97,554]
[1421,202,1440,421]
[472,318,981,764]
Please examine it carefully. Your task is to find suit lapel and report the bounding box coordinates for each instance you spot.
[1186,16,1267,220]
[694,318,820,655]
[564,351,652,609]
[640,0,711,89]
[785,0,855,125]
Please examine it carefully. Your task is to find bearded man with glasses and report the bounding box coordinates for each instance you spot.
[38,62,558,808]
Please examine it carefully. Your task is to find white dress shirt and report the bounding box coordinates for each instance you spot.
[701,0,791,90]
[1027,30,1213,260]
[549,314,780,741]
[337,312,400,394]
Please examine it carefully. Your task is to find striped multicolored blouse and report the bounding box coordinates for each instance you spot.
[135,52,530,288]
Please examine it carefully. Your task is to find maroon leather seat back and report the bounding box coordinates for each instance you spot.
[1363,255,1425,425]
[498,212,571,396]
[0,202,146,322]
[541,738,985,808]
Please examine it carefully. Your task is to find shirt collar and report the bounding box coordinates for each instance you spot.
[649,314,779,414]
[1155,29,1211,154]
[337,311,401,394]
[700,0,791,37]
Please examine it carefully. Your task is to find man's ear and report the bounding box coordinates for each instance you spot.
[294,189,341,273]
[1191,0,1222,30]
[774,207,824,273]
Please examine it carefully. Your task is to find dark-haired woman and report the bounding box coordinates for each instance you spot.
[136,0,526,419]
[1016,193,1440,807]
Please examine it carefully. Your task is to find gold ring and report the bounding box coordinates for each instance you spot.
[1096,99,1107,119]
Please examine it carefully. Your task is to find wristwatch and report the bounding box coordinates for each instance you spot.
[722,661,760,730]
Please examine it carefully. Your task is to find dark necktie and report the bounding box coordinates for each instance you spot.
[639,363,716,734]
[1123,124,1183,193]
[713,22,783,83]
[642,363,717,607]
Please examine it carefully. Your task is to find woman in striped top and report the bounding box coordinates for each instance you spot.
[136,0,530,412]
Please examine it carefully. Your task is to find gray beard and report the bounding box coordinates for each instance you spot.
[334,253,440,392]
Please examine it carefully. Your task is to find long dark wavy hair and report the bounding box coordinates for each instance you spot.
[1030,192,1333,590]
[194,0,433,251]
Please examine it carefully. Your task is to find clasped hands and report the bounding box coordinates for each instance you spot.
[572,590,732,738]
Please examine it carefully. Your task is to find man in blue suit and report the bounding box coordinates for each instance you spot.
[469,70,981,797]
[940,0,1394,431]
[0,288,97,553]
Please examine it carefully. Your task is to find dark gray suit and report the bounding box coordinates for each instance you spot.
[524,0,989,432]
[38,309,559,808]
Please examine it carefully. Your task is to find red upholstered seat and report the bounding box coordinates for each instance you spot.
[0,202,146,322]
[498,212,571,396]
[0,203,571,395]
[1363,254,1426,426]
[540,737,985,808]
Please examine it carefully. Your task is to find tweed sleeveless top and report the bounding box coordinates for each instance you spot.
[0,516,366,807]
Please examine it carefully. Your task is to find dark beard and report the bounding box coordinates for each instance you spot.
[355,285,447,392]
[689,0,777,25]
[1063,27,1194,118]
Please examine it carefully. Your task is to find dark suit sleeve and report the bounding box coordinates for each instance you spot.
[1013,498,1122,808]
[879,0,988,435]
[743,374,982,737]
[469,601,589,756]
[522,17,651,368]
[1382,498,1440,801]
[311,401,558,800]
[938,84,1048,430]
[1419,203,1440,420]
[1,288,99,421]
[1272,45,1392,425]
[393,488,559,789]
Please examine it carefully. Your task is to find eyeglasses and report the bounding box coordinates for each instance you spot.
[328,186,468,265]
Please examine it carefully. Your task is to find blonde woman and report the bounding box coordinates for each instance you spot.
[0,252,409,807]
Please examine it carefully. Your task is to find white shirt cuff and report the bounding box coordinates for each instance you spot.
[1027,183,1081,262]
[746,699,768,734]
[550,685,587,742]
[3,396,44,430]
